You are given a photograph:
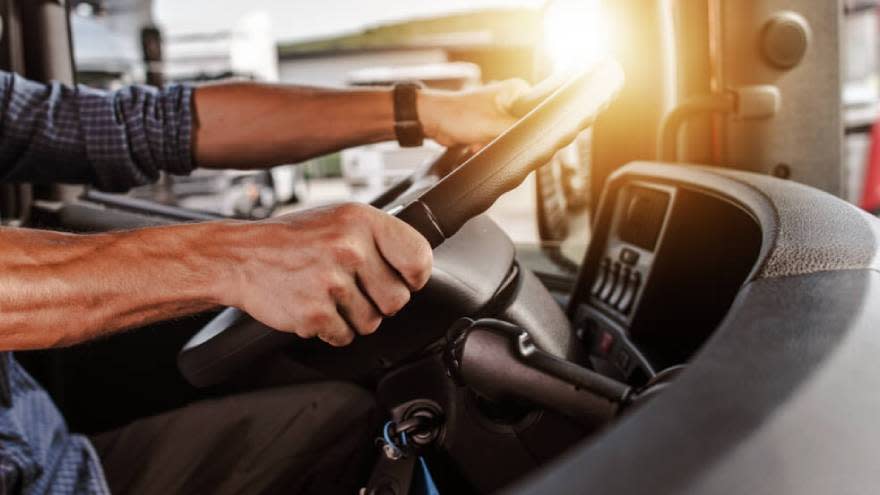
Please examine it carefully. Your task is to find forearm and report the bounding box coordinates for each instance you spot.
[193,83,398,169]
[0,223,241,350]
[191,79,525,170]
[0,202,434,351]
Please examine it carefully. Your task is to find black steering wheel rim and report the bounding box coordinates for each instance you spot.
[369,69,586,212]
[391,61,625,247]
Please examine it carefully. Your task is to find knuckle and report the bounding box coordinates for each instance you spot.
[320,271,347,295]
[335,202,371,224]
[330,239,365,268]
[381,287,411,315]
[305,308,333,330]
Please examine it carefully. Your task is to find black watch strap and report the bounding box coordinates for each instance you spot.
[393,82,424,147]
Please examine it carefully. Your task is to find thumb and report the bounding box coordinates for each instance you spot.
[494,78,532,115]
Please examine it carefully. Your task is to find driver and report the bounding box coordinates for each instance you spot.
[0,71,527,494]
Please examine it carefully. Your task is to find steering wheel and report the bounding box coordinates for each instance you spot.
[179,60,626,387]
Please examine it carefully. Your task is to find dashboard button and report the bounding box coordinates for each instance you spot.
[596,330,614,357]
[591,258,611,296]
[600,262,621,302]
[617,270,642,314]
[619,247,640,266]
[609,266,631,307]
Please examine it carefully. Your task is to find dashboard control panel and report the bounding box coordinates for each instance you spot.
[570,176,762,377]
[588,183,673,323]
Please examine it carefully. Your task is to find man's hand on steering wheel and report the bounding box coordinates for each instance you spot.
[215,204,434,347]
[419,79,531,148]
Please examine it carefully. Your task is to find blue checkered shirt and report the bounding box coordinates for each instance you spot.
[0,71,195,494]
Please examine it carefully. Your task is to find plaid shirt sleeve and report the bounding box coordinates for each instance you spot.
[0,71,195,192]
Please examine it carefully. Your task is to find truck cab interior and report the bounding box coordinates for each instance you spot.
[7,1,880,494]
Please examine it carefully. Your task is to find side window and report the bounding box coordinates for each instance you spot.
[70,1,141,89]
[68,2,567,261]
[69,1,289,219]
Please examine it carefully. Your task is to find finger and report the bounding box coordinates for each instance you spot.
[468,142,487,154]
[495,78,532,114]
[370,213,433,291]
[356,246,413,317]
[333,278,384,335]
[308,307,356,347]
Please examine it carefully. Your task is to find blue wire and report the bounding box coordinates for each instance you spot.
[382,420,409,454]
[382,420,440,494]
[382,421,395,447]
[418,456,441,495]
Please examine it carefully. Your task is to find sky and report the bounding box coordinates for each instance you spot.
[154,0,542,43]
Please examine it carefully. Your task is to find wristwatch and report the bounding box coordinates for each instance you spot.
[393,82,425,147]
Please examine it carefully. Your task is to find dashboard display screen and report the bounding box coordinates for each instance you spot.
[617,187,670,252]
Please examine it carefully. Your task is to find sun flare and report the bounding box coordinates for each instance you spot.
[543,0,610,72]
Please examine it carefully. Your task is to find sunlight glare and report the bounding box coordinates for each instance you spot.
[543,0,610,72]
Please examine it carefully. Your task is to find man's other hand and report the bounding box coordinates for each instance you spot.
[418,79,531,148]
[220,203,432,347]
